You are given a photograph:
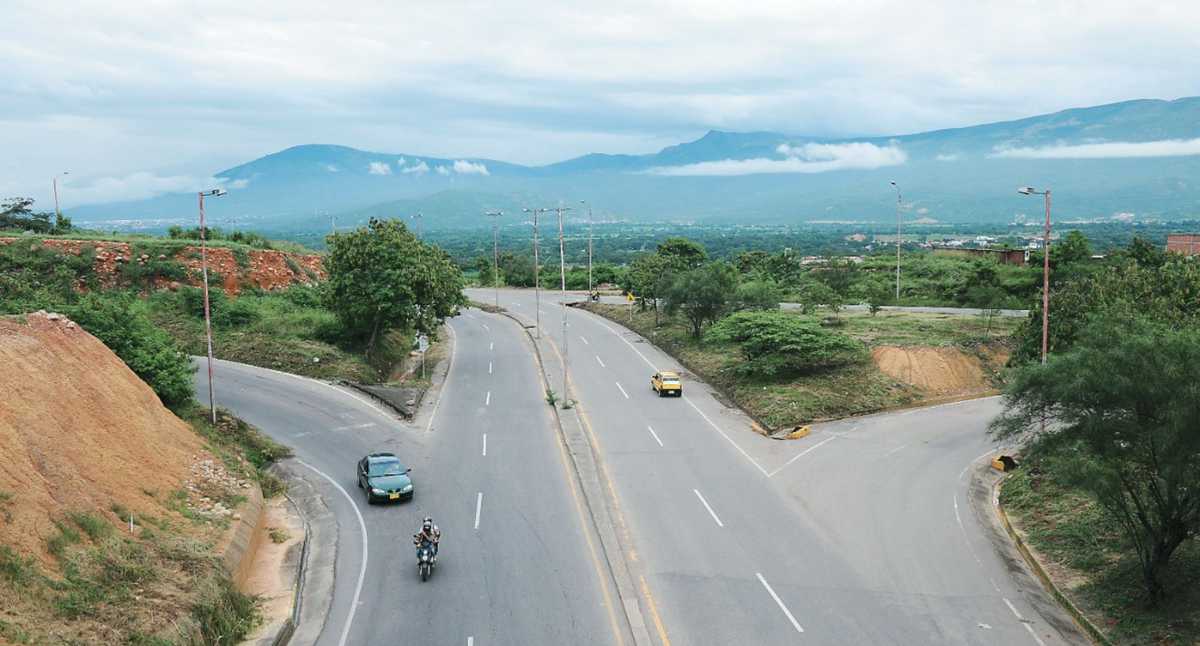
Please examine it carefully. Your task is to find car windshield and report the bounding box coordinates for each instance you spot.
[663,378,680,383]
[369,459,406,477]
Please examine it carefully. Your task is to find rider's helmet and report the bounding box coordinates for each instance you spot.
[422,517,433,531]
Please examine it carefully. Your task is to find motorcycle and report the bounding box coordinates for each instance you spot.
[416,543,436,581]
[589,291,600,302]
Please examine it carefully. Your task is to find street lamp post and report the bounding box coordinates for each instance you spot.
[890,181,902,301]
[555,203,572,401]
[523,207,547,338]
[580,200,593,294]
[53,172,69,229]
[1018,186,1052,365]
[484,211,503,308]
[198,188,228,424]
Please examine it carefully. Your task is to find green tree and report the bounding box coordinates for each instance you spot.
[663,262,737,338]
[991,316,1200,603]
[656,237,707,270]
[474,255,496,287]
[324,218,464,354]
[733,279,781,311]
[625,253,671,325]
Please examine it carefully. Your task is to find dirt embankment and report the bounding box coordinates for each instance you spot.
[871,344,1009,398]
[0,313,204,564]
[0,237,325,295]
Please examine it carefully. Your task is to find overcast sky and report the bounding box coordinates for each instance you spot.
[3,0,1198,206]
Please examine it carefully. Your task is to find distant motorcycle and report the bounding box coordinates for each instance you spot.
[416,542,436,581]
[589,291,601,302]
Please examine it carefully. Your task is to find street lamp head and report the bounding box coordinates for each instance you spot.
[890,180,896,186]
[201,188,228,197]
[1017,186,1036,195]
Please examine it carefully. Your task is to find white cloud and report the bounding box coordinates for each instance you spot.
[224,178,250,189]
[452,160,490,175]
[401,161,430,174]
[324,164,340,172]
[62,172,220,205]
[935,153,961,162]
[990,138,1200,159]
[396,157,408,167]
[647,141,907,176]
[367,161,393,175]
[435,165,451,176]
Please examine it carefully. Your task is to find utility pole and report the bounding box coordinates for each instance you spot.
[484,211,503,308]
[580,200,594,294]
[555,203,572,401]
[1018,186,1052,365]
[52,171,69,229]
[890,181,902,301]
[523,207,547,338]
[198,188,228,424]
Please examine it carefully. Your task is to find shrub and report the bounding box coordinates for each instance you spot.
[733,279,782,311]
[706,310,867,378]
[67,292,195,409]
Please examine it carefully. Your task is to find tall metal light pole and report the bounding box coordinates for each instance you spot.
[580,200,594,294]
[890,181,902,301]
[1018,186,1052,364]
[198,188,228,424]
[52,171,69,229]
[484,211,503,307]
[523,207,547,338]
[555,203,572,400]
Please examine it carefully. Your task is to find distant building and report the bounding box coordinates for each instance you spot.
[1166,233,1200,257]
[931,245,1028,266]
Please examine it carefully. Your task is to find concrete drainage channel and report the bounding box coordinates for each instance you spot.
[496,308,656,646]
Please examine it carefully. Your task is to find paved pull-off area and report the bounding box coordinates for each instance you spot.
[467,288,1086,646]
[195,309,626,645]
[195,289,1086,645]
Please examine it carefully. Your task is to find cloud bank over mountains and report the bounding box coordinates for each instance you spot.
[990,138,1200,160]
[646,141,908,176]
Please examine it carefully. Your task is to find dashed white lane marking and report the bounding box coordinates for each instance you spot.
[332,422,376,431]
[489,361,493,374]
[693,489,724,527]
[1003,598,1048,646]
[296,460,367,646]
[647,425,664,447]
[485,391,491,406]
[489,342,493,351]
[474,492,483,530]
[580,336,590,345]
[756,573,805,634]
[482,323,491,331]
[467,638,474,646]
[482,434,487,456]
[615,381,629,399]
[595,355,606,368]
[766,435,838,478]
[882,444,908,458]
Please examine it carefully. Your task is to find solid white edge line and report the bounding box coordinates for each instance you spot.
[482,433,487,457]
[647,425,664,447]
[474,492,483,530]
[296,459,368,646]
[424,322,458,433]
[596,355,606,368]
[755,572,805,634]
[692,489,724,527]
[953,493,964,529]
[485,391,491,406]
[766,435,838,477]
[683,396,770,477]
[207,356,397,421]
[615,381,629,399]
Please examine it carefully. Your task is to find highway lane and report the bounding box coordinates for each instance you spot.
[471,287,1082,645]
[195,308,625,645]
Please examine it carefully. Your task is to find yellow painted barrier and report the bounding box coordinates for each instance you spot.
[786,425,811,440]
[992,455,1018,472]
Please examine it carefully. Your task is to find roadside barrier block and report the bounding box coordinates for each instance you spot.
[991,455,1018,472]
[786,425,811,440]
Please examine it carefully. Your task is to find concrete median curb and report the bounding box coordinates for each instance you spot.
[992,474,1110,646]
[496,308,655,646]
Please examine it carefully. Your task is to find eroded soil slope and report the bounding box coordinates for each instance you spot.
[0,312,201,563]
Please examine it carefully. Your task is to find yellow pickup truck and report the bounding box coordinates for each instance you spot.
[651,371,683,397]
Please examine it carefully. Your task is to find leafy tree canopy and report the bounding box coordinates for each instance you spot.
[663,261,737,337]
[706,310,866,377]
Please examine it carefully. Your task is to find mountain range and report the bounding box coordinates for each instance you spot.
[70,97,1200,233]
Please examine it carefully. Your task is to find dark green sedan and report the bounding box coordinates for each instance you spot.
[356,452,414,504]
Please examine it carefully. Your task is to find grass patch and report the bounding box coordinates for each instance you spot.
[268,528,290,544]
[0,490,12,523]
[1002,456,1200,644]
[0,545,39,586]
[68,511,114,542]
[837,309,1020,346]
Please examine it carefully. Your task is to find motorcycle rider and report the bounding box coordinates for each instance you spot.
[412,516,441,561]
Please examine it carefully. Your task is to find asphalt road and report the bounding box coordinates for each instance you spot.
[469,287,1083,646]
[557,291,1029,317]
[194,308,626,645]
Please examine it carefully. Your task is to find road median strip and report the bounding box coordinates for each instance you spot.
[493,307,656,646]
